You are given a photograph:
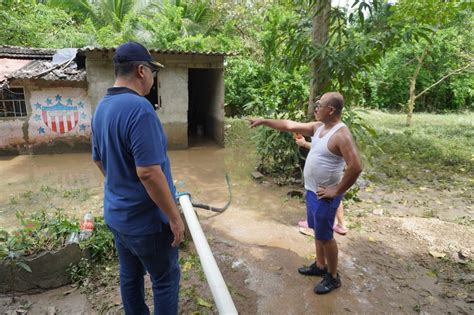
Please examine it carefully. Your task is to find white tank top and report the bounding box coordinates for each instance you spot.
[304,122,346,193]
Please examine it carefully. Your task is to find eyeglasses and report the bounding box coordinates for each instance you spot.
[314,102,323,112]
[314,102,333,112]
[142,64,158,76]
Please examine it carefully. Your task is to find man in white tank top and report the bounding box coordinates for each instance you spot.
[250,92,362,294]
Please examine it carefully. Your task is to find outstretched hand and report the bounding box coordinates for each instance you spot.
[248,118,265,128]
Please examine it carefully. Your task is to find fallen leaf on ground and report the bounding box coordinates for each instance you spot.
[268,265,282,271]
[182,261,193,272]
[63,286,78,295]
[429,250,446,258]
[306,254,317,261]
[372,208,384,216]
[426,271,437,277]
[196,297,212,308]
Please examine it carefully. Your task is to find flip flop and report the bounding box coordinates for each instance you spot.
[333,224,347,235]
[299,227,314,237]
[298,220,309,228]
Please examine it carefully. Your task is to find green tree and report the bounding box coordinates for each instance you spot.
[0,2,96,48]
[388,0,473,126]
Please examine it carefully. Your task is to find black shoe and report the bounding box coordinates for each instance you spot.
[298,262,327,276]
[314,273,341,294]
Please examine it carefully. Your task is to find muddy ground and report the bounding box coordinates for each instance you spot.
[0,147,473,314]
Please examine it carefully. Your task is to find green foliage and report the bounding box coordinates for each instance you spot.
[95,24,126,47]
[365,9,474,111]
[224,58,265,117]
[0,208,114,263]
[0,2,96,48]
[68,257,92,285]
[0,208,116,291]
[125,0,241,51]
[0,208,78,256]
[254,124,301,182]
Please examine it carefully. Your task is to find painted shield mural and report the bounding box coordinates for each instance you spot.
[42,103,79,134]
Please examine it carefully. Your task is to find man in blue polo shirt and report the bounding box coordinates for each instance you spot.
[91,42,185,315]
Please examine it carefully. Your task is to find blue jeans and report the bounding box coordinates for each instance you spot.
[110,224,180,315]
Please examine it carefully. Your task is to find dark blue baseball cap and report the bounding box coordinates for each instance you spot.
[113,41,164,69]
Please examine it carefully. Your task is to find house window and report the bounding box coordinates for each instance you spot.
[0,87,27,118]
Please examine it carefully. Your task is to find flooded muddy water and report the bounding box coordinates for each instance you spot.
[0,147,235,230]
[1,147,472,314]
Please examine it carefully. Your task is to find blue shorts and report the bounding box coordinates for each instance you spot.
[306,190,344,241]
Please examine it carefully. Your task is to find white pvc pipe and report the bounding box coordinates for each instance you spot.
[179,194,238,315]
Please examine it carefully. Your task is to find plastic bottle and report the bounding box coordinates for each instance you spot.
[79,212,94,240]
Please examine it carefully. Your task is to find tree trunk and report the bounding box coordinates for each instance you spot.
[406,49,428,127]
[308,0,331,118]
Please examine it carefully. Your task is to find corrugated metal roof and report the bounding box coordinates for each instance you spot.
[0,45,235,60]
[0,46,55,59]
[7,60,85,82]
[0,45,233,88]
[78,46,236,56]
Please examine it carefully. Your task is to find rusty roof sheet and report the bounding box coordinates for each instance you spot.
[6,60,85,82]
[0,46,55,59]
[78,46,236,56]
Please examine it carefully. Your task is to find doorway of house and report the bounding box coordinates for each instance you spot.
[188,68,222,147]
[145,73,159,111]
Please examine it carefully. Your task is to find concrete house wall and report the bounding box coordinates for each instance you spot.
[83,49,225,149]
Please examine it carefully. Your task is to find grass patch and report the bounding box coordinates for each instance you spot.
[358,110,474,187]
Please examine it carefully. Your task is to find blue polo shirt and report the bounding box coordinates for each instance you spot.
[91,87,175,235]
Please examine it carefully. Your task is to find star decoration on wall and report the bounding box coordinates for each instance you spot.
[80,113,87,120]
[34,103,42,110]
[34,114,41,121]
[55,94,62,101]
[38,127,45,135]
[77,101,84,108]
[66,98,73,105]
[46,98,52,105]
[79,124,87,131]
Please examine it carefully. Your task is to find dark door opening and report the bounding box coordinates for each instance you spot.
[188,69,220,147]
[145,74,160,111]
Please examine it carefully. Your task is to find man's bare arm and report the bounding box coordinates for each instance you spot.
[317,130,362,198]
[93,160,105,176]
[334,131,362,194]
[249,118,320,137]
[136,165,185,247]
